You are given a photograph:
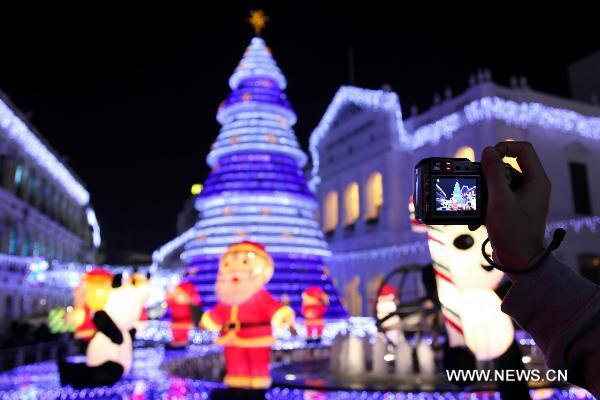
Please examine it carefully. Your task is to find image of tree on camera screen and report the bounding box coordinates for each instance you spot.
[435,177,477,211]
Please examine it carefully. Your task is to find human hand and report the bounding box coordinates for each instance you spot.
[481,141,550,270]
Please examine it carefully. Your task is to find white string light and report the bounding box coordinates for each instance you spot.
[0,98,90,205]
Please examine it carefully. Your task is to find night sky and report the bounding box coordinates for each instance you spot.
[1,5,598,263]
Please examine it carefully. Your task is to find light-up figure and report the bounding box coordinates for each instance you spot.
[200,241,295,389]
[301,286,328,342]
[70,269,113,342]
[167,282,202,348]
[409,196,513,361]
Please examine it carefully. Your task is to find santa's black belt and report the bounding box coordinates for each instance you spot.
[223,321,271,332]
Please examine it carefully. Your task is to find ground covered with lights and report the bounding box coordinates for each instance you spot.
[0,320,593,400]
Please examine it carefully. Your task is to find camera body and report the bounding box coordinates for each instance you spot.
[414,158,486,225]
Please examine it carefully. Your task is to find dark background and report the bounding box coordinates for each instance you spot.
[1,4,598,262]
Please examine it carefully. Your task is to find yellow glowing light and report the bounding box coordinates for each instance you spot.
[454,146,475,162]
[242,93,252,102]
[501,138,522,172]
[248,10,268,36]
[191,183,203,195]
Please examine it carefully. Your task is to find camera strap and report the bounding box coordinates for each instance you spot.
[481,228,566,274]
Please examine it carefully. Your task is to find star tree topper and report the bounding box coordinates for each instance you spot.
[248,10,268,36]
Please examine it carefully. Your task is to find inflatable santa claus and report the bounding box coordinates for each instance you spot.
[301,286,328,342]
[167,281,202,348]
[200,241,295,389]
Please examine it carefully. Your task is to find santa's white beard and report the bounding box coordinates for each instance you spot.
[216,277,263,305]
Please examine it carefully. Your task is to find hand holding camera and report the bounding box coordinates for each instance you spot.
[415,141,551,271]
[481,142,550,270]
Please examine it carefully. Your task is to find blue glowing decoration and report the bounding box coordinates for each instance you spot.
[26,258,49,285]
[182,36,346,318]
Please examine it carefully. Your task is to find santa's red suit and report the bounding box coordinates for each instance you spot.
[202,289,291,389]
[301,286,328,340]
[74,305,96,341]
[200,241,294,389]
[167,282,201,347]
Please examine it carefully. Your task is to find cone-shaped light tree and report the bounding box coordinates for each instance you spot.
[181,35,346,318]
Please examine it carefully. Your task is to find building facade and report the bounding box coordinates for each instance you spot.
[0,91,101,328]
[311,81,600,313]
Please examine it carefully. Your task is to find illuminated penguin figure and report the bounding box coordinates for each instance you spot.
[200,241,295,390]
[408,196,514,362]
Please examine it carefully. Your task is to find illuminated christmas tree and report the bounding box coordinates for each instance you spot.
[451,181,464,207]
[181,28,346,318]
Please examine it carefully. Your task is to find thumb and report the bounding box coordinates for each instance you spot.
[481,146,510,199]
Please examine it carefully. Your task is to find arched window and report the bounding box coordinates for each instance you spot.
[454,146,475,162]
[344,182,360,226]
[323,190,339,233]
[366,172,383,220]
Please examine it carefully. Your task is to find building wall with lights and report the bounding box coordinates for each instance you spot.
[0,91,102,329]
[312,82,600,312]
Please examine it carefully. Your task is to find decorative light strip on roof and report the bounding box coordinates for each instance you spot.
[309,86,600,190]
[0,99,90,205]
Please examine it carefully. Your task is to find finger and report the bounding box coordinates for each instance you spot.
[481,146,511,198]
[493,141,548,185]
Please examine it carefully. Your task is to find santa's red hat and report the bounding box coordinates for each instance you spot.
[302,286,329,305]
[84,268,113,282]
[226,241,271,262]
[177,282,202,306]
[378,284,398,298]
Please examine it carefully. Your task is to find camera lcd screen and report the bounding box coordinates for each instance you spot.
[435,177,477,212]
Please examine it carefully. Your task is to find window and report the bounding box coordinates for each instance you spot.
[22,232,31,256]
[323,190,339,233]
[344,182,360,226]
[27,170,37,202]
[366,172,383,221]
[569,162,592,215]
[454,146,475,162]
[8,227,18,255]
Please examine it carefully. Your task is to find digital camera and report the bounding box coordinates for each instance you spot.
[414,157,518,225]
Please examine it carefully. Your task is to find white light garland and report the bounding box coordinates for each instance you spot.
[181,244,331,259]
[195,214,320,229]
[0,98,90,205]
[207,142,307,168]
[546,215,600,236]
[330,242,430,263]
[199,194,318,211]
[308,86,406,191]
[309,86,600,191]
